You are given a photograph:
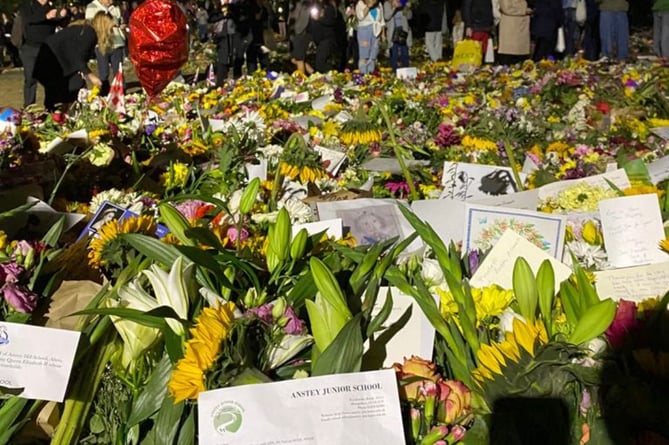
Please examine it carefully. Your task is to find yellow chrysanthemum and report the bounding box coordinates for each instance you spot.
[545,141,571,157]
[181,139,209,156]
[623,185,664,198]
[88,215,157,268]
[438,285,514,325]
[461,135,497,153]
[168,302,236,404]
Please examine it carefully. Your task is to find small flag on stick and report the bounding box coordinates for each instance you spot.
[107,62,126,114]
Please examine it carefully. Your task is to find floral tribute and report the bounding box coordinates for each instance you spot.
[0,49,668,445]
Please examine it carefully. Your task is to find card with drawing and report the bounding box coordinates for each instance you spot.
[440,161,526,201]
[463,203,567,258]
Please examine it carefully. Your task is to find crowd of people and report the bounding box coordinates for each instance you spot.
[0,0,667,111]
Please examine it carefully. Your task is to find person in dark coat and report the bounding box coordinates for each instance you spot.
[308,0,340,72]
[423,0,445,61]
[531,0,564,61]
[581,0,600,60]
[20,0,69,107]
[33,13,113,110]
[462,0,494,57]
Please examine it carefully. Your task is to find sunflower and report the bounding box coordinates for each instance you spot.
[660,238,669,255]
[168,302,236,403]
[88,215,158,269]
[472,318,548,386]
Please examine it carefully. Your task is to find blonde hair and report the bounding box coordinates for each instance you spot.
[90,12,115,54]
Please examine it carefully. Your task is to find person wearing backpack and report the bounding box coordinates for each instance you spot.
[20,0,69,107]
[653,0,669,58]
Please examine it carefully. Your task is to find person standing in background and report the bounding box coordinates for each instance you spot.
[356,0,384,74]
[653,0,669,57]
[497,0,531,64]
[33,12,113,110]
[384,0,411,70]
[20,0,68,107]
[196,3,209,41]
[423,0,444,61]
[462,0,494,58]
[581,0,600,59]
[596,0,629,61]
[2,12,22,67]
[85,0,125,96]
[531,0,563,60]
[562,0,578,56]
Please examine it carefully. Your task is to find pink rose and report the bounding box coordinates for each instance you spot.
[605,300,640,350]
[3,283,38,313]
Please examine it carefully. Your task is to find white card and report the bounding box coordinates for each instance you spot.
[367,287,435,368]
[441,161,526,201]
[647,155,669,184]
[521,156,539,175]
[410,199,466,245]
[314,146,347,175]
[362,158,430,175]
[293,218,343,240]
[0,322,80,402]
[245,160,268,182]
[396,67,417,80]
[463,203,567,258]
[598,194,667,268]
[470,230,572,292]
[537,169,630,201]
[312,95,333,111]
[595,262,669,302]
[294,92,310,103]
[470,188,539,210]
[198,369,405,445]
[650,126,669,140]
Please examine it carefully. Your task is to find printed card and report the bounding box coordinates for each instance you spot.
[292,218,343,240]
[598,194,667,268]
[0,322,80,402]
[463,203,567,258]
[198,369,405,445]
[410,198,466,245]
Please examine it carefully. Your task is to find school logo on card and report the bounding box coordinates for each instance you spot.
[212,401,244,435]
[0,326,9,345]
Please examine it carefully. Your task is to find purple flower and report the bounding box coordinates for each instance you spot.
[468,250,481,275]
[3,283,38,313]
[249,303,273,324]
[282,306,306,335]
[227,227,249,243]
[0,262,24,284]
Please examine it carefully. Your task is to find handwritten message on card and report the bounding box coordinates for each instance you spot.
[198,369,404,445]
[470,230,572,292]
[0,323,80,402]
[595,262,669,302]
[598,194,667,268]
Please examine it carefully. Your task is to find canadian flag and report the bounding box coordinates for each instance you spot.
[107,62,126,114]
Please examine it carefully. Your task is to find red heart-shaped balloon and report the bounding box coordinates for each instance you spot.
[128,0,189,97]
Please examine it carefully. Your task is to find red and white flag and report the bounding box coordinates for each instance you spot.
[206,63,216,87]
[107,62,126,114]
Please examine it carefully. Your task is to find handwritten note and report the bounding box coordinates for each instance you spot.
[598,194,667,268]
[470,230,572,292]
[595,262,669,302]
[647,155,669,184]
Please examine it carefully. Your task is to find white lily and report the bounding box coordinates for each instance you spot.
[267,334,314,369]
[140,256,194,336]
[112,256,194,368]
[111,284,161,369]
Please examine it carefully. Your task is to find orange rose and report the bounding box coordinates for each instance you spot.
[393,356,441,402]
[437,380,471,424]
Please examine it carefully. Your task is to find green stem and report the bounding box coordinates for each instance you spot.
[48,146,93,206]
[50,328,117,445]
[378,101,418,201]
[494,121,525,192]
